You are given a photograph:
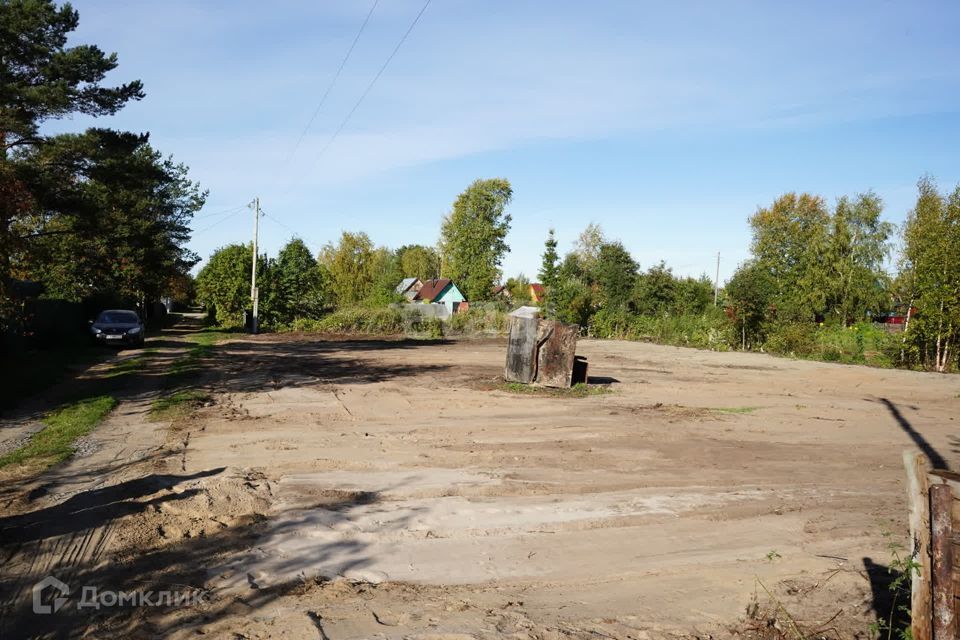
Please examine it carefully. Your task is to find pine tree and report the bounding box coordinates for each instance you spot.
[538,229,559,292]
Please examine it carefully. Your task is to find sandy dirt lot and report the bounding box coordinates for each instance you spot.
[3,329,959,639]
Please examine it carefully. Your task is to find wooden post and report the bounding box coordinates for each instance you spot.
[504,314,538,383]
[533,320,579,388]
[930,482,955,640]
[905,449,933,640]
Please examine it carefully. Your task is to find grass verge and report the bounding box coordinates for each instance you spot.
[102,348,156,379]
[0,395,117,470]
[166,328,234,383]
[155,328,233,417]
[499,381,613,398]
[711,406,761,414]
[150,390,212,422]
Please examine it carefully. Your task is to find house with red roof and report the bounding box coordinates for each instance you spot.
[414,278,467,315]
[529,283,545,304]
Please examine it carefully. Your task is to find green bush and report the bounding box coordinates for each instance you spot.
[418,317,445,339]
[589,308,734,351]
[765,322,818,356]
[812,322,899,367]
[762,321,900,367]
[283,317,325,332]
[590,307,633,339]
[445,308,508,336]
[313,307,405,335]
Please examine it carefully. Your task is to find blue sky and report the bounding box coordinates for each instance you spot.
[49,0,960,283]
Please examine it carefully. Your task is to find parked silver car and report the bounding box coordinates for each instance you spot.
[90,309,145,347]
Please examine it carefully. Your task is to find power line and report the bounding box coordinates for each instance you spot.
[193,203,250,220]
[280,0,432,199]
[193,205,250,234]
[283,0,380,165]
[260,209,324,250]
[260,209,299,235]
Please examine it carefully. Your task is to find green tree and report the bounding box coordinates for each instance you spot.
[505,273,531,302]
[0,0,143,311]
[275,238,326,321]
[901,177,960,371]
[366,247,405,306]
[573,222,604,272]
[0,0,143,151]
[632,261,678,316]
[12,129,204,305]
[725,260,777,349]
[558,252,587,282]
[632,263,713,317]
[538,228,559,292]
[165,271,195,307]
[593,241,637,309]
[318,231,379,307]
[824,192,892,323]
[196,244,256,326]
[439,178,512,301]
[749,193,831,321]
[673,275,714,316]
[551,276,594,327]
[397,244,439,280]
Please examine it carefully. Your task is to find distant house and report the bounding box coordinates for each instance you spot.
[529,283,545,304]
[396,277,423,301]
[877,305,919,332]
[415,278,467,314]
[491,284,511,299]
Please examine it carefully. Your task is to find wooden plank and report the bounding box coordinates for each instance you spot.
[931,483,955,640]
[534,320,579,388]
[905,449,933,640]
[504,315,538,383]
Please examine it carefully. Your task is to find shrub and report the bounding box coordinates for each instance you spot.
[314,307,405,335]
[811,322,900,367]
[765,322,818,356]
[590,307,633,339]
[445,308,508,336]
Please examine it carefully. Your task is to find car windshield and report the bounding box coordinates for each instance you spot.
[96,311,139,324]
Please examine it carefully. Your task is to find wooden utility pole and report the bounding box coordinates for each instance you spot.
[251,197,260,334]
[713,251,720,306]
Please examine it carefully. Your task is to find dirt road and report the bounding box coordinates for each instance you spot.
[3,331,959,638]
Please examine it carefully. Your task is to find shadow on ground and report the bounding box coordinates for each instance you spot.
[863,556,911,635]
[874,396,951,470]
[0,329,459,637]
[0,468,417,639]
[1,324,455,461]
[192,334,455,394]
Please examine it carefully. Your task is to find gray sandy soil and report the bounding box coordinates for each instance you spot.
[2,330,958,639]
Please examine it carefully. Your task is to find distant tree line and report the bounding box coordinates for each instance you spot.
[533,181,960,372]
[195,172,959,372]
[196,178,512,327]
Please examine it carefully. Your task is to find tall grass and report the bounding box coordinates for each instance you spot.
[765,321,900,367]
[589,309,902,368]
[445,308,508,336]
[590,308,735,351]
[288,307,406,335]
